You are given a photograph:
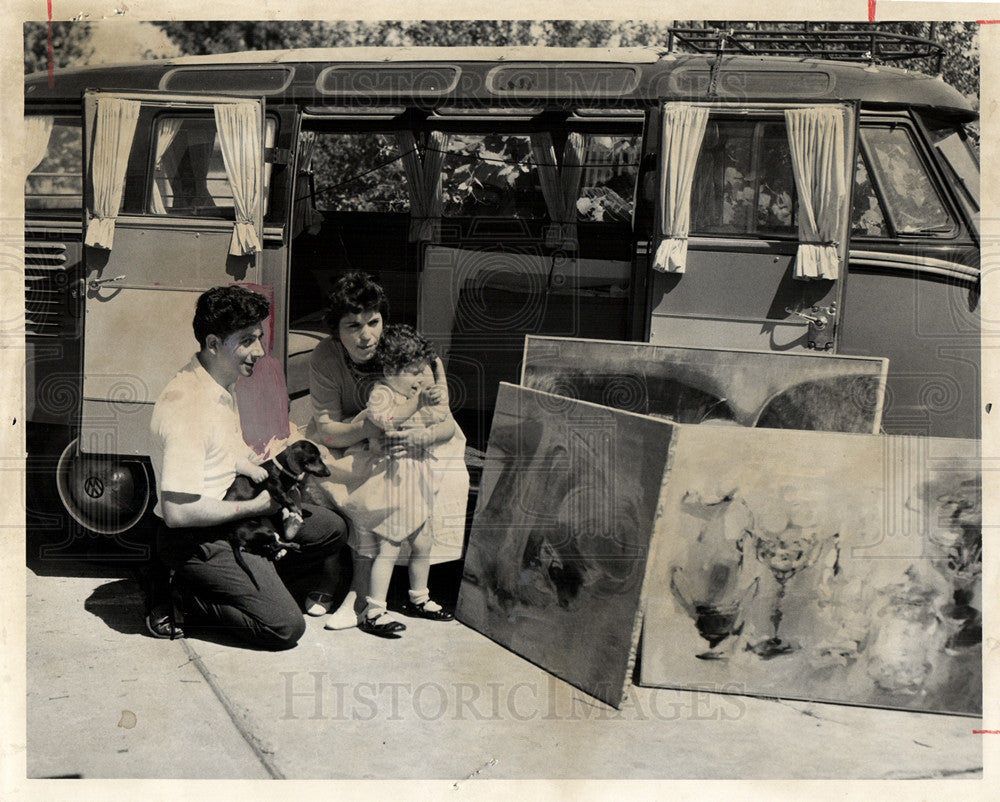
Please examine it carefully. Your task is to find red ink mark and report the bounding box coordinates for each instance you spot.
[974,730,1000,734]
[868,0,876,23]
[46,0,54,87]
[977,20,1000,24]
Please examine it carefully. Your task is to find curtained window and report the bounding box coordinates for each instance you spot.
[214,101,263,256]
[292,130,324,238]
[654,104,709,273]
[530,132,585,248]
[25,116,54,178]
[149,118,184,215]
[398,130,446,242]
[85,97,140,250]
[25,117,83,212]
[784,107,852,280]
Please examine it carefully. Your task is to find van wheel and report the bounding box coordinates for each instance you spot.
[54,438,151,537]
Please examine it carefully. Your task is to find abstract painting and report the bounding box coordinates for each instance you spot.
[521,336,888,433]
[456,383,676,708]
[639,424,981,715]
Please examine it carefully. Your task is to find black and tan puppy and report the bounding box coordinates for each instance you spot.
[223,439,331,588]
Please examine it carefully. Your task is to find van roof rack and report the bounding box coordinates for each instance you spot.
[667,23,944,73]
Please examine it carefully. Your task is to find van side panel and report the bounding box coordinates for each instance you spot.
[647,241,829,351]
[838,265,980,438]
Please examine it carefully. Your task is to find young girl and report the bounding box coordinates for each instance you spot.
[339,324,461,636]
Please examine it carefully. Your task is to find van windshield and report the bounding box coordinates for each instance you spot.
[860,126,954,236]
[920,115,980,214]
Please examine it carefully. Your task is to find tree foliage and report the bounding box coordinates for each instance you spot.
[24,21,94,74]
[152,20,680,54]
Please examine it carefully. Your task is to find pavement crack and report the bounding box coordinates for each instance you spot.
[452,757,498,787]
[773,699,844,725]
[179,639,285,780]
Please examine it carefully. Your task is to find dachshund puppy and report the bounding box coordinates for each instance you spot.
[223,440,331,588]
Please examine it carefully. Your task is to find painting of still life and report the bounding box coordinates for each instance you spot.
[456,383,674,708]
[521,335,888,432]
[640,424,981,716]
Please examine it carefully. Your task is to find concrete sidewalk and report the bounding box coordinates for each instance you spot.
[24,560,984,782]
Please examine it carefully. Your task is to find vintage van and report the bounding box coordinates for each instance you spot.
[23,28,980,550]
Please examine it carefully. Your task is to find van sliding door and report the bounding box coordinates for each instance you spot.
[81,90,267,457]
[646,101,856,353]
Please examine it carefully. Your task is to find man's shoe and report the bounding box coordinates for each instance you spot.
[146,606,184,639]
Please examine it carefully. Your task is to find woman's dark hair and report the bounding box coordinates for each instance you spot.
[323,272,389,333]
[193,285,271,348]
[376,324,437,373]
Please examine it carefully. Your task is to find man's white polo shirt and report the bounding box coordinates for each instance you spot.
[149,355,250,519]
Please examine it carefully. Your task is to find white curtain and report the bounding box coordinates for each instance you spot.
[399,130,446,242]
[784,107,850,280]
[85,98,140,250]
[149,118,183,214]
[559,133,585,238]
[653,104,709,273]
[214,101,263,256]
[292,130,324,237]
[530,132,585,249]
[531,132,562,245]
[25,116,54,178]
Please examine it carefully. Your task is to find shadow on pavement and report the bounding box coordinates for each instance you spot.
[83,578,148,636]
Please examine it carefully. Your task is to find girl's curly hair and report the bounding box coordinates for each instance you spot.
[376,324,437,373]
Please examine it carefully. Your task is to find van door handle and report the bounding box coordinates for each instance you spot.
[88,275,126,291]
[785,306,828,329]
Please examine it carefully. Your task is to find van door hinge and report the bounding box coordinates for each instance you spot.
[265,147,292,165]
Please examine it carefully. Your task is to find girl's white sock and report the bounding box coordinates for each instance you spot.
[364,596,389,619]
[408,588,441,611]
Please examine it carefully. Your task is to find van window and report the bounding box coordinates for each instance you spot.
[149,115,277,217]
[25,118,82,212]
[690,119,797,236]
[921,118,980,213]
[859,127,954,235]
[309,132,410,212]
[441,133,546,218]
[575,133,640,223]
[850,152,889,237]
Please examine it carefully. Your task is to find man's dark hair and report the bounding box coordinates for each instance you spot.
[323,272,389,333]
[193,286,271,348]
[376,324,437,373]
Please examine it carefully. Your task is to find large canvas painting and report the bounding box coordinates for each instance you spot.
[521,336,888,432]
[456,383,676,708]
[639,424,981,715]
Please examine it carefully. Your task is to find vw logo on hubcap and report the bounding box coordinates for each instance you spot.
[84,476,105,499]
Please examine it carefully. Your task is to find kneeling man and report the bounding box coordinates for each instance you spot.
[148,285,346,649]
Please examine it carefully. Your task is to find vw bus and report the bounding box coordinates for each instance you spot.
[23,27,980,554]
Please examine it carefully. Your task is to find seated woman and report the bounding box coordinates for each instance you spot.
[305,272,469,636]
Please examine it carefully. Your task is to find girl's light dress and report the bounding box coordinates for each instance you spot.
[320,383,470,556]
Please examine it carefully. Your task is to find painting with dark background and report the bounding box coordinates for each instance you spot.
[457,383,676,708]
[522,336,888,432]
